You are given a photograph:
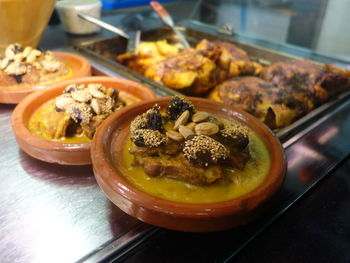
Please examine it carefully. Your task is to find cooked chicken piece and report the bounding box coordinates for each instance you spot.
[0,70,20,86]
[117,40,179,74]
[0,66,40,87]
[118,39,264,95]
[130,134,250,185]
[130,143,223,186]
[38,103,72,139]
[209,59,350,128]
[80,115,106,139]
[196,39,263,82]
[209,77,308,128]
[261,59,331,109]
[154,40,179,57]
[322,64,350,98]
[144,49,217,95]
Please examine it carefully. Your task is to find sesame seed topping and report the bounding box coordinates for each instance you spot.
[66,102,93,124]
[221,121,249,138]
[183,135,228,163]
[131,114,149,135]
[130,105,163,134]
[132,129,168,148]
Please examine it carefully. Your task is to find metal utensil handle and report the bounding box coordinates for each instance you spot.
[150,1,190,48]
[77,12,129,39]
[172,27,190,48]
[150,1,174,26]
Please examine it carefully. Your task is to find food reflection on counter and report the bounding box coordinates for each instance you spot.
[117,40,350,129]
[29,83,126,143]
[0,43,71,90]
[122,96,270,203]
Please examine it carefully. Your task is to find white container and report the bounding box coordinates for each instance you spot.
[56,0,102,35]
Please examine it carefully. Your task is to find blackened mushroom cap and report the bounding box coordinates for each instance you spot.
[167,96,196,120]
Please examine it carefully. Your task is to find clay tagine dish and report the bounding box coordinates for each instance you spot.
[11,76,157,165]
[0,43,91,104]
[91,96,286,232]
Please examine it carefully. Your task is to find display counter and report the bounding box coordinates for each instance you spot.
[1,2,350,262]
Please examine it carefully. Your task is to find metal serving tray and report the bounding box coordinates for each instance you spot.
[75,26,350,142]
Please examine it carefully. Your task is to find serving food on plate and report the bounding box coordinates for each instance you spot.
[126,96,269,203]
[0,43,91,104]
[29,83,127,143]
[91,96,286,231]
[116,38,350,129]
[11,76,156,165]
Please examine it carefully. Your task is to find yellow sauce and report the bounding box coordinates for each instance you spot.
[37,65,73,86]
[119,91,141,104]
[121,131,270,204]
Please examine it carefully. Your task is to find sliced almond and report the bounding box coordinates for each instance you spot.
[63,84,77,93]
[195,122,219,136]
[42,59,60,72]
[71,90,92,103]
[166,130,184,141]
[174,110,190,130]
[192,111,209,123]
[13,53,24,62]
[4,62,26,75]
[90,99,100,115]
[5,46,15,59]
[179,125,194,139]
[26,49,41,63]
[186,122,197,131]
[22,46,33,57]
[88,85,106,99]
[55,96,74,111]
[0,58,10,70]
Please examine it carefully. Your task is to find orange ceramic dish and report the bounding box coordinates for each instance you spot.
[91,97,286,232]
[0,52,91,104]
[11,76,157,165]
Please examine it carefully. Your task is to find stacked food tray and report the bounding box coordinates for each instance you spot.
[75,26,350,143]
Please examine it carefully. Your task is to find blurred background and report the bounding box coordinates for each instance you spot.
[50,0,350,60]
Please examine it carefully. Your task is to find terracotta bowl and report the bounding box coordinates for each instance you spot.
[0,52,91,104]
[11,76,157,165]
[91,97,286,232]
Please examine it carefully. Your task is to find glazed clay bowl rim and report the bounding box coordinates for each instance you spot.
[0,51,91,104]
[11,76,157,164]
[91,97,286,218]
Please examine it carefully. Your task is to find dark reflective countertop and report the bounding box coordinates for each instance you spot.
[2,3,350,263]
[0,104,144,263]
[118,154,350,263]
